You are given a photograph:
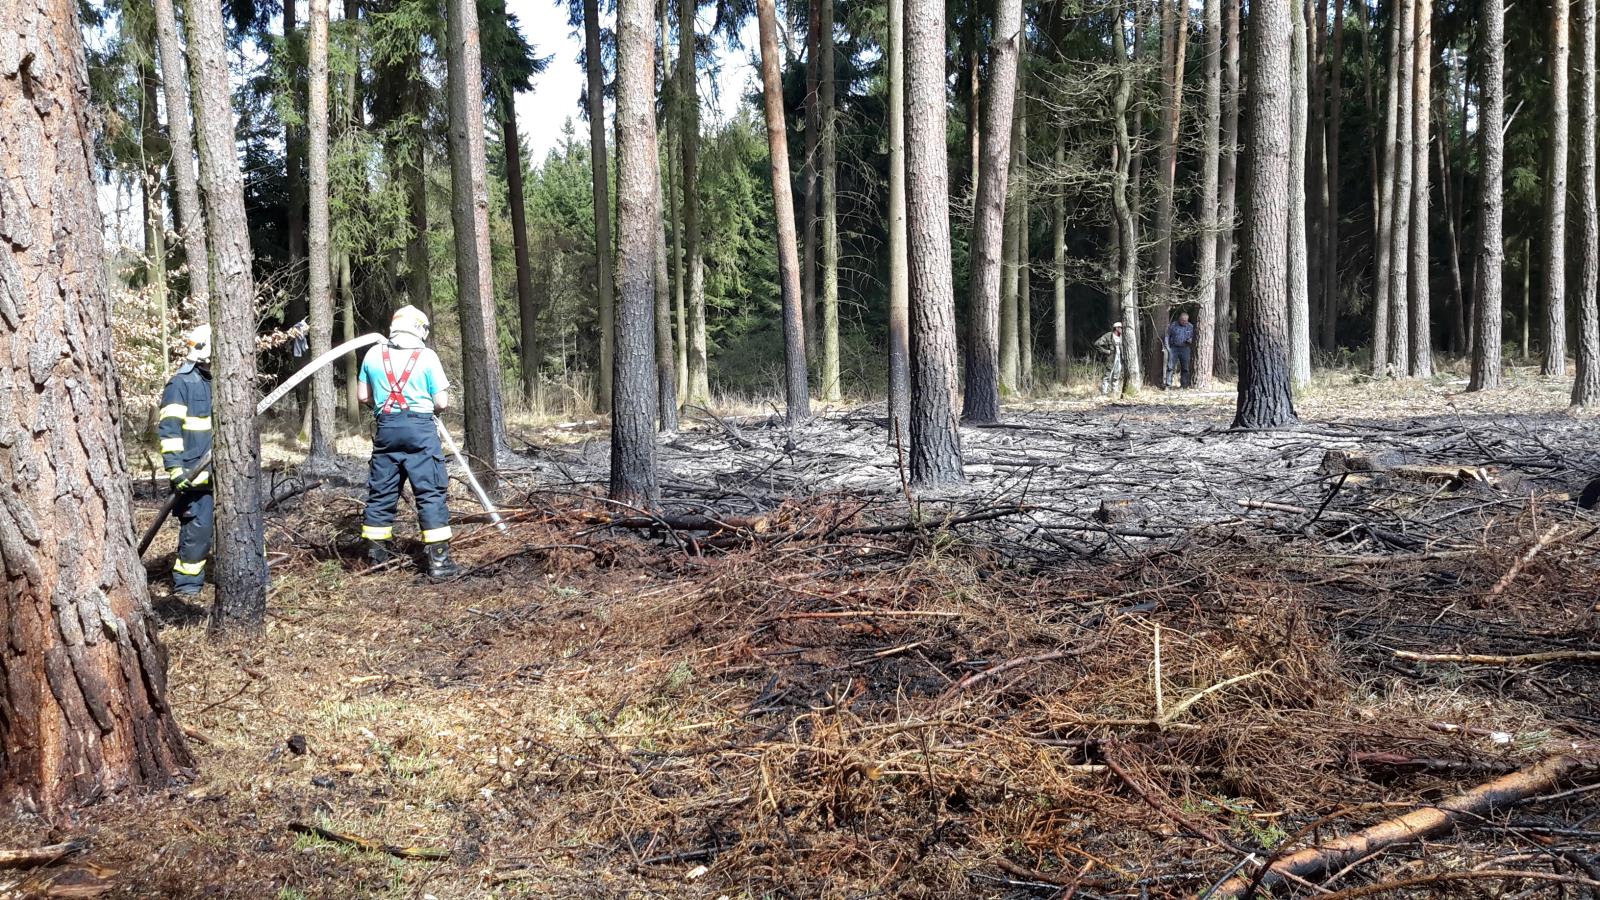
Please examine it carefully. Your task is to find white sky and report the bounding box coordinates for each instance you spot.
[507,0,762,161]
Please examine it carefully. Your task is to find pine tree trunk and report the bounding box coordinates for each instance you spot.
[340,254,358,422]
[999,115,1022,393]
[803,0,821,354]
[153,0,210,316]
[820,0,842,401]
[307,0,337,463]
[503,94,540,406]
[1387,0,1415,377]
[1214,0,1242,377]
[1234,0,1299,430]
[1437,96,1467,354]
[680,0,710,405]
[963,0,1025,422]
[1545,0,1571,377]
[1308,0,1327,347]
[285,0,307,339]
[756,0,812,423]
[905,0,964,485]
[1288,0,1312,388]
[138,55,170,365]
[338,0,360,424]
[887,0,912,440]
[1112,8,1144,394]
[445,0,506,492]
[670,132,688,398]
[1018,92,1033,392]
[1371,0,1402,376]
[1320,0,1345,350]
[1195,0,1221,389]
[405,50,431,316]
[1149,0,1189,386]
[655,1,680,433]
[1469,0,1506,392]
[1572,0,1600,405]
[584,0,616,410]
[611,0,662,504]
[0,0,194,813]
[1053,123,1069,384]
[1407,0,1432,377]
[189,0,270,629]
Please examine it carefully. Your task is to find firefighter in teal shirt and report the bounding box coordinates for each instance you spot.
[358,306,459,578]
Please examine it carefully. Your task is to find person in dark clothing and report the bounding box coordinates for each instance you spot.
[1165,312,1197,389]
[158,325,214,595]
[358,305,460,578]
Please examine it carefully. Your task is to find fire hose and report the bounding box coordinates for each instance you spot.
[137,332,506,556]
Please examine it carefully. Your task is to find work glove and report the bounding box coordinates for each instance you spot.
[168,467,190,491]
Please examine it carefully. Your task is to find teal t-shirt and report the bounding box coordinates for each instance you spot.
[360,340,450,414]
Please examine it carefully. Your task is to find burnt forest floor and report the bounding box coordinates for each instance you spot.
[6,369,1600,899]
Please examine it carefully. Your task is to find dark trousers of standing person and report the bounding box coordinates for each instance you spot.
[172,489,213,594]
[362,412,453,544]
[1170,345,1194,389]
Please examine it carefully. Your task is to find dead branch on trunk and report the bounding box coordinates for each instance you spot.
[0,839,86,869]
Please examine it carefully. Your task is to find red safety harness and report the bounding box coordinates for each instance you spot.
[380,347,423,414]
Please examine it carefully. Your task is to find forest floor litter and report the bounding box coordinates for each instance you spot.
[4,374,1599,898]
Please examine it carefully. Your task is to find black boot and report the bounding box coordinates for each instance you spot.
[366,539,392,565]
[425,542,461,579]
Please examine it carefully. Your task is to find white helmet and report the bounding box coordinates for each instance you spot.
[390,305,430,341]
[183,324,212,362]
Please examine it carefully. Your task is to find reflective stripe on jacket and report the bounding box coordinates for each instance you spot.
[158,363,213,476]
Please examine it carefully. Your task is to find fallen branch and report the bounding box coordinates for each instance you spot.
[288,822,449,861]
[0,838,86,868]
[1394,649,1600,666]
[1211,753,1599,898]
[1487,524,1563,597]
[1314,868,1600,900]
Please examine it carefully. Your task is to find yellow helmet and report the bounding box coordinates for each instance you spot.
[390,305,430,340]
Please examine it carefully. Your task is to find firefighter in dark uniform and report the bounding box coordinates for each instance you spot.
[158,325,214,595]
[358,306,460,578]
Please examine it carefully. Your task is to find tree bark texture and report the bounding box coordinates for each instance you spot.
[819,0,842,401]
[1112,8,1143,393]
[1469,0,1505,391]
[1319,0,1345,350]
[1053,123,1069,383]
[1148,0,1189,385]
[502,94,540,404]
[1407,0,1432,377]
[1572,0,1600,405]
[905,0,964,486]
[1387,0,1414,377]
[307,0,337,463]
[584,0,616,410]
[152,0,210,317]
[405,50,431,316]
[1214,0,1241,378]
[446,0,506,491]
[138,52,169,369]
[756,0,811,423]
[654,8,679,433]
[1371,0,1402,376]
[188,0,271,628]
[680,0,710,405]
[1287,0,1312,389]
[962,0,1023,422]
[1018,92,1033,392]
[1194,0,1221,389]
[611,0,662,504]
[1545,0,1571,377]
[887,0,911,442]
[802,0,820,354]
[0,0,194,814]
[999,111,1022,394]
[1234,0,1299,429]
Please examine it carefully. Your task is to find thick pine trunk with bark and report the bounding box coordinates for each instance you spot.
[1372,0,1402,377]
[655,5,679,433]
[1214,0,1241,377]
[1545,0,1571,377]
[1194,0,1221,389]
[153,0,210,316]
[0,0,194,814]
[1469,0,1506,392]
[189,0,271,628]
[584,0,616,410]
[888,0,912,440]
[445,0,506,491]
[1234,0,1299,430]
[308,0,337,463]
[1407,0,1432,377]
[1320,0,1345,350]
[1572,0,1600,406]
[1288,0,1311,388]
[611,0,662,504]
[999,115,1022,394]
[755,0,811,423]
[905,0,964,485]
[962,0,1024,423]
[1387,0,1415,377]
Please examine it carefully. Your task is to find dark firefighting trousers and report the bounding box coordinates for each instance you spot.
[173,489,213,593]
[361,411,452,544]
